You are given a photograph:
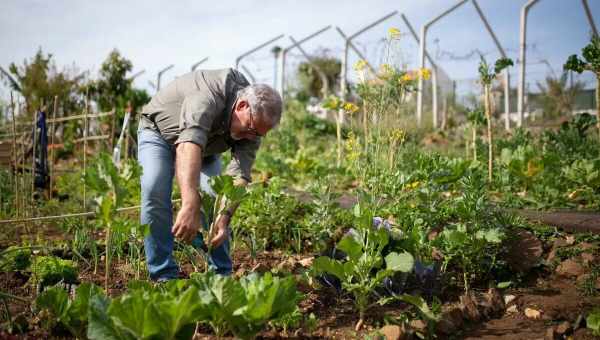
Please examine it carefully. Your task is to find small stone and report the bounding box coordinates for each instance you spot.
[409,319,427,333]
[299,257,314,267]
[379,324,405,340]
[580,252,594,266]
[525,307,542,319]
[555,321,571,335]
[481,288,505,318]
[506,231,543,272]
[504,294,517,305]
[553,238,568,249]
[506,305,518,314]
[565,235,575,245]
[556,259,585,278]
[459,292,481,322]
[545,326,556,340]
[436,306,463,335]
[250,262,269,273]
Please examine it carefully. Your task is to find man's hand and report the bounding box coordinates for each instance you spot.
[172,199,201,243]
[210,214,230,248]
[174,142,203,243]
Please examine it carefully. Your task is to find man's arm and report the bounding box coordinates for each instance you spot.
[172,142,203,243]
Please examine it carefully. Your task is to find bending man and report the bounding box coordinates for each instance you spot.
[137,68,282,281]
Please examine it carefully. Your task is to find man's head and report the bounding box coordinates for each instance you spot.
[230,84,282,141]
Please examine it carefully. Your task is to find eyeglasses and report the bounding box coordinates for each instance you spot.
[245,110,265,138]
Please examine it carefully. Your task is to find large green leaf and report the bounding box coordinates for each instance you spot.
[396,294,439,321]
[108,290,152,339]
[313,257,347,281]
[385,252,414,273]
[88,294,132,340]
[337,234,362,261]
[36,286,69,320]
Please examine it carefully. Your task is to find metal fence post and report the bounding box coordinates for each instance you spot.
[518,0,541,127]
[417,0,469,128]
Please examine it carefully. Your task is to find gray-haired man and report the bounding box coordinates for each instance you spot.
[137,68,282,281]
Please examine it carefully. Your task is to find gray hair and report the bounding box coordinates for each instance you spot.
[238,84,282,127]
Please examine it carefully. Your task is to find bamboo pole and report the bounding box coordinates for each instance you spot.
[31,110,37,206]
[19,101,26,219]
[49,96,58,199]
[0,199,181,225]
[10,93,18,218]
[83,90,89,212]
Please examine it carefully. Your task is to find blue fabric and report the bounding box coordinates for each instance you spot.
[137,128,232,281]
[34,111,49,188]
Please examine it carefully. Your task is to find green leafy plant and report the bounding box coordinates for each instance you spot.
[86,280,205,340]
[85,152,146,289]
[202,175,248,252]
[564,35,600,142]
[313,204,414,330]
[0,246,32,272]
[36,283,104,338]
[439,223,503,292]
[190,271,302,339]
[30,256,78,290]
[587,308,600,336]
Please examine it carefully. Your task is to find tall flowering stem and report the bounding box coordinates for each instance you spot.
[478,56,514,183]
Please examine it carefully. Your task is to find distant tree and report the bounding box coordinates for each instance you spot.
[536,71,584,118]
[89,49,150,115]
[296,52,341,100]
[1,47,85,117]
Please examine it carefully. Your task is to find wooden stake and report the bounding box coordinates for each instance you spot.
[31,110,37,208]
[10,93,19,218]
[83,89,89,212]
[49,96,58,199]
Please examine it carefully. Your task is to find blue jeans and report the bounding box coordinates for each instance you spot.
[138,128,232,280]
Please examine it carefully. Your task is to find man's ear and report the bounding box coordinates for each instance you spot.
[236,99,249,111]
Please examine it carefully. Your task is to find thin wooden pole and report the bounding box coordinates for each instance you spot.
[49,96,58,199]
[83,89,89,212]
[31,110,37,207]
[10,93,19,218]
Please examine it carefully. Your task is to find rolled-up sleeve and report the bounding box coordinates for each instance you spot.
[225,138,261,182]
[174,93,222,149]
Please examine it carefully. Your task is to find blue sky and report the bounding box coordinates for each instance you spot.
[0,0,598,100]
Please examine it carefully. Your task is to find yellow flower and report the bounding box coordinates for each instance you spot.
[388,27,401,39]
[389,128,406,144]
[343,102,359,114]
[322,95,341,110]
[353,59,368,71]
[378,63,394,79]
[401,72,414,82]
[345,132,362,162]
[407,181,420,189]
[419,68,431,80]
